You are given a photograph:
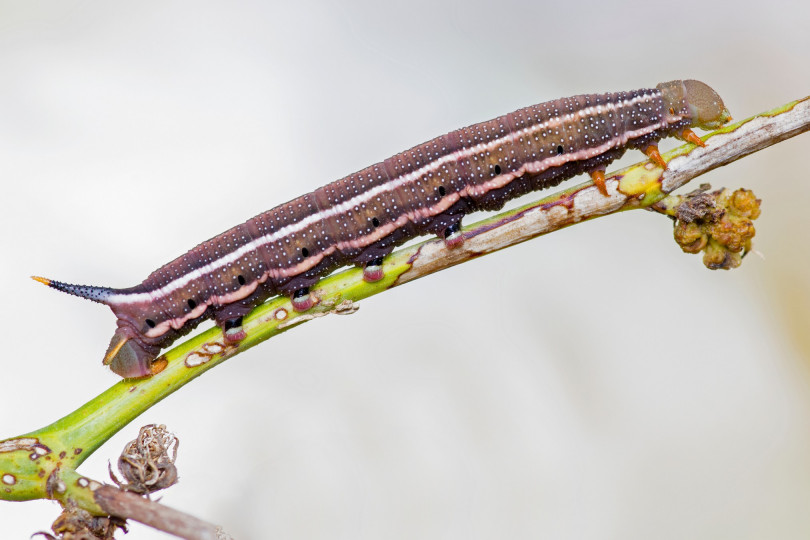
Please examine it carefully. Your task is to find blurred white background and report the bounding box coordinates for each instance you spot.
[2,1,809,538]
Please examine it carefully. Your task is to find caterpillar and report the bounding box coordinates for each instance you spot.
[34,80,731,379]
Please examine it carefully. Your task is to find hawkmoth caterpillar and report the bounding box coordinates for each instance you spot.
[34,80,731,379]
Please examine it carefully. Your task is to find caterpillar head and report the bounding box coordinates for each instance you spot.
[657,79,732,130]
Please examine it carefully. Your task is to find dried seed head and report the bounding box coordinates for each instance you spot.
[32,500,127,540]
[109,424,179,496]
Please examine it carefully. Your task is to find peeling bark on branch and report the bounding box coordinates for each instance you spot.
[94,485,232,540]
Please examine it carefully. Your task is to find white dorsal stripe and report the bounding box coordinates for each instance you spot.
[109,92,665,307]
[141,117,670,339]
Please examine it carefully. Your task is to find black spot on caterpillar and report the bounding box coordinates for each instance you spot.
[34,80,730,379]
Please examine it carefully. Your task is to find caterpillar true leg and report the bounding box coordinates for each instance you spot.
[643,144,668,169]
[589,169,608,196]
[680,128,707,147]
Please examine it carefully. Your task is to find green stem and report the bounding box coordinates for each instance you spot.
[1,96,807,511]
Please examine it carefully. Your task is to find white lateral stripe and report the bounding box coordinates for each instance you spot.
[109,92,666,306]
[139,119,669,338]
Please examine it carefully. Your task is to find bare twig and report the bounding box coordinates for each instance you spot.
[93,485,231,540]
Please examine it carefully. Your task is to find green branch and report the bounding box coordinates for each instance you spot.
[1,96,808,533]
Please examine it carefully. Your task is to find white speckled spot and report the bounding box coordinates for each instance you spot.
[202,343,224,354]
[185,353,210,368]
[2,474,16,485]
[275,308,288,320]
[77,477,89,488]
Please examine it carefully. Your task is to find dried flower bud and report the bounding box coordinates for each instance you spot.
[670,187,761,270]
[109,424,179,496]
[33,501,126,540]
